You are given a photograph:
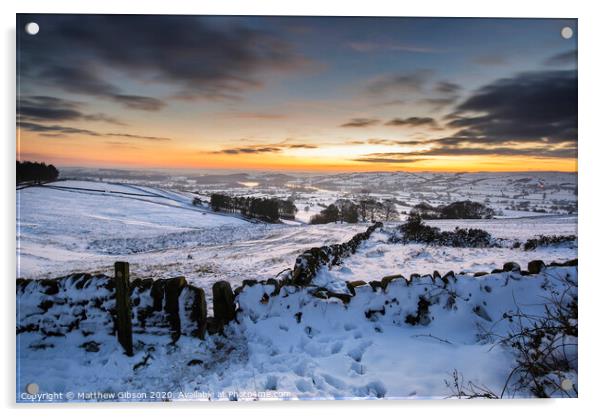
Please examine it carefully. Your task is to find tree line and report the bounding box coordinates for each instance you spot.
[410,200,495,220]
[17,161,59,184]
[310,198,399,224]
[210,193,297,223]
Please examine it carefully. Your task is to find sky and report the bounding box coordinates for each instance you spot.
[16,14,577,172]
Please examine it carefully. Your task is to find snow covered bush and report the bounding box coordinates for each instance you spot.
[392,212,493,248]
[524,234,577,251]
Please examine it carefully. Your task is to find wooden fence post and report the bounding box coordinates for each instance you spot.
[114,261,133,356]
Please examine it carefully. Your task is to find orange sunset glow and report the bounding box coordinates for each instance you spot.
[17,15,577,173]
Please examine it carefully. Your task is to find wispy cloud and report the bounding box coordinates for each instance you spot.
[39,66,166,111]
[354,155,424,164]
[104,141,141,149]
[20,15,310,106]
[434,81,461,94]
[104,133,172,141]
[340,118,381,128]
[346,138,425,146]
[340,116,440,129]
[211,142,318,155]
[224,112,288,120]
[18,121,172,141]
[544,50,577,67]
[353,144,576,164]
[366,70,434,95]
[418,97,458,111]
[385,117,439,128]
[18,96,126,125]
[349,41,440,54]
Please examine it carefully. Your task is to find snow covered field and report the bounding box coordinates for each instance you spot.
[17,175,577,287]
[17,180,368,294]
[16,173,578,401]
[16,176,577,308]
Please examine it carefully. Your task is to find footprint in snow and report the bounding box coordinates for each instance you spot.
[330,341,343,354]
[347,341,373,362]
[343,323,357,331]
[353,380,387,399]
[321,373,347,390]
[350,361,366,375]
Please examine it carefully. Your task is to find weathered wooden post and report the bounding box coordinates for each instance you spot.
[114,261,133,356]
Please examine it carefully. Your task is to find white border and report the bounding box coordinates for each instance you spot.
[3,1,601,416]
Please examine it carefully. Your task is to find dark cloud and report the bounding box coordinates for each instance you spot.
[545,50,577,67]
[419,145,576,158]
[366,70,433,95]
[18,121,172,141]
[39,66,166,111]
[212,143,318,155]
[18,121,101,136]
[340,118,381,128]
[445,70,577,144]
[352,70,577,163]
[18,14,306,106]
[353,144,576,164]
[385,117,438,128]
[18,96,125,125]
